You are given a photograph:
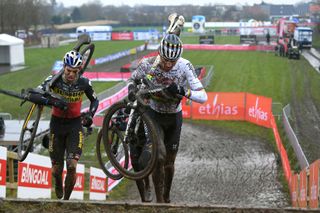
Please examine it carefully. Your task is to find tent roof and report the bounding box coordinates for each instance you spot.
[0,34,24,46]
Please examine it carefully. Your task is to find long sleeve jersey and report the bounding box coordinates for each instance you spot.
[130,56,207,113]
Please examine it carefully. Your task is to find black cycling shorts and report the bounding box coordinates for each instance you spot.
[129,108,182,171]
[49,115,84,164]
[147,108,183,152]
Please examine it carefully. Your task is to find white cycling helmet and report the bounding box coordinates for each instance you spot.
[159,34,183,61]
[63,50,83,68]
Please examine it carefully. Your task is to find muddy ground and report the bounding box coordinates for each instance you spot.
[109,122,289,207]
[91,51,290,207]
[289,50,320,164]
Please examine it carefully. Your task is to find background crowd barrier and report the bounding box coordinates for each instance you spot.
[282,104,309,169]
[1,147,111,200]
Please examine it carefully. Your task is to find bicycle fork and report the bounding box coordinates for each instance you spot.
[123,108,137,145]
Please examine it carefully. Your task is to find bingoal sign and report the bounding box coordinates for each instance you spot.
[62,163,85,200]
[17,153,52,199]
[0,146,7,198]
[89,167,107,200]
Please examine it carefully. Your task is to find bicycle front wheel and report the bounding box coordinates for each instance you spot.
[102,100,159,180]
[18,104,43,161]
[96,129,125,180]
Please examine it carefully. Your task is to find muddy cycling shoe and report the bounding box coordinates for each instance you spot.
[164,197,171,203]
[144,187,153,202]
[55,184,63,199]
[55,178,64,199]
[163,191,171,203]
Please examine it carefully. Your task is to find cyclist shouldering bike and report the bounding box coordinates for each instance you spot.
[127,15,208,203]
[35,50,99,200]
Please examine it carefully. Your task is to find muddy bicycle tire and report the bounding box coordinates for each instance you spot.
[96,129,125,180]
[79,43,94,75]
[102,100,159,180]
[18,104,43,161]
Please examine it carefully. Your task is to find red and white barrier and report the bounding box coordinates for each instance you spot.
[17,153,52,199]
[183,44,275,51]
[63,163,85,200]
[309,160,319,208]
[82,86,128,116]
[89,167,107,200]
[83,72,131,81]
[107,155,132,192]
[0,146,7,198]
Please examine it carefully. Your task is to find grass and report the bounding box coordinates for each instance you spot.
[0,40,143,118]
[183,50,291,103]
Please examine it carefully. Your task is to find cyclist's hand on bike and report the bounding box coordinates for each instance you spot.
[81,112,93,127]
[165,82,186,97]
[128,82,137,102]
[49,98,68,111]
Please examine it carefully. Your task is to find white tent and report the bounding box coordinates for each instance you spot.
[0,34,24,66]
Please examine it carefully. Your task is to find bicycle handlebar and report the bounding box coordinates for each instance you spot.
[0,87,68,110]
[132,77,182,107]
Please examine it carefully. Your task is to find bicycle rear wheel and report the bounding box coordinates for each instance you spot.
[18,104,43,161]
[102,100,159,180]
[96,129,125,180]
[79,43,94,75]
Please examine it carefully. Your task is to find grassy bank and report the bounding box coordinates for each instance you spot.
[0,40,143,118]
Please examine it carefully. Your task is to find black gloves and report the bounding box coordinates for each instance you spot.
[128,82,137,102]
[48,98,68,111]
[27,92,68,111]
[81,112,93,127]
[165,83,186,97]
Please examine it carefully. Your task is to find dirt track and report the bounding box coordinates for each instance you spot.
[110,122,289,207]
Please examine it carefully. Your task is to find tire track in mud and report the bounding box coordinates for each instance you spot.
[112,122,289,207]
[289,58,320,163]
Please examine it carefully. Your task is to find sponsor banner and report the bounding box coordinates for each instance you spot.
[82,86,128,115]
[134,32,152,40]
[309,160,320,208]
[298,168,308,208]
[89,167,107,200]
[111,32,134,40]
[62,163,85,200]
[181,97,191,118]
[270,115,291,183]
[89,32,111,41]
[95,50,130,65]
[17,153,51,199]
[83,72,131,81]
[51,60,63,74]
[291,173,299,207]
[245,93,272,128]
[108,156,132,192]
[191,92,246,120]
[183,44,275,51]
[0,146,7,198]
